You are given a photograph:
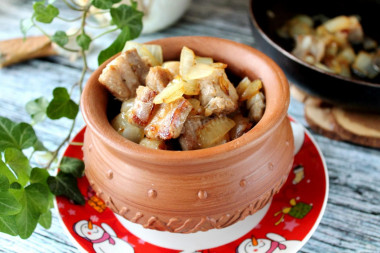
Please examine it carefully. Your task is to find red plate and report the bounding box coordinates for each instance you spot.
[56,121,328,253]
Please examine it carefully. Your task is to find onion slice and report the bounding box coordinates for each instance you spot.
[197,117,236,148]
[123,41,163,66]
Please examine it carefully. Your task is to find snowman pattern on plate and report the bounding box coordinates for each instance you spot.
[58,120,326,253]
[74,220,134,253]
[236,233,301,253]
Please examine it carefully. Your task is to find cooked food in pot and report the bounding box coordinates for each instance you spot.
[278,14,380,79]
[99,42,266,150]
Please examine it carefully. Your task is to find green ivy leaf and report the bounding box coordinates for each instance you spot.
[30,168,50,184]
[0,175,9,192]
[59,157,84,178]
[33,140,49,152]
[0,159,17,184]
[0,117,38,152]
[76,33,91,51]
[0,215,18,236]
[51,31,69,47]
[14,189,37,239]
[92,0,122,10]
[46,87,79,120]
[9,188,24,202]
[98,26,130,65]
[9,182,22,190]
[15,183,50,239]
[4,148,31,186]
[20,18,34,38]
[38,209,52,229]
[25,97,49,125]
[26,183,50,214]
[33,2,59,24]
[47,172,85,205]
[130,0,138,9]
[0,192,22,215]
[97,3,143,65]
[110,4,143,38]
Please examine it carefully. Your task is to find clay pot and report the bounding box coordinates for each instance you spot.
[81,36,294,233]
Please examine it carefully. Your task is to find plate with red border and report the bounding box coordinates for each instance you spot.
[55,119,328,253]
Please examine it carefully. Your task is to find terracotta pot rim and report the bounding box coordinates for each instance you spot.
[81,36,290,163]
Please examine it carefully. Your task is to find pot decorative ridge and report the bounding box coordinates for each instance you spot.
[81,36,294,233]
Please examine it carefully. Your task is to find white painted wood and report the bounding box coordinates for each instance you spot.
[1,0,379,252]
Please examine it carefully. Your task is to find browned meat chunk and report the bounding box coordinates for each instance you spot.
[198,69,238,116]
[229,114,253,140]
[145,98,192,140]
[145,66,174,92]
[98,49,150,101]
[179,115,204,150]
[292,35,326,64]
[129,86,157,127]
[125,48,150,85]
[98,52,140,101]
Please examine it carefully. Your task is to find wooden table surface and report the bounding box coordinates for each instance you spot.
[1,0,379,252]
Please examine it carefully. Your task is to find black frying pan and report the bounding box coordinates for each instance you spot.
[249,0,380,112]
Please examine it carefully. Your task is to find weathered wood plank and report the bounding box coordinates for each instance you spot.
[1,0,380,252]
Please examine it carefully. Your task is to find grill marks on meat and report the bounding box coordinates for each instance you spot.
[129,86,157,126]
[198,68,238,116]
[145,98,192,140]
[98,49,150,101]
[146,66,174,92]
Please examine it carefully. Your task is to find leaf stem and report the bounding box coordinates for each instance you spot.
[32,21,80,53]
[57,16,82,22]
[45,116,77,169]
[80,4,91,34]
[91,10,109,15]
[28,150,36,161]
[45,3,91,169]
[62,0,84,11]
[92,27,118,40]
[85,22,112,29]
[79,51,88,94]
[69,0,83,7]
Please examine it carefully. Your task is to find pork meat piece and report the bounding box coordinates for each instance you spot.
[145,98,192,140]
[98,52,140,101]
[129,86,157,127]
[292,35,326,64]
[198,68,238,116]
[125,48,150,85]
[146,66,174,92]
[98,49,150,101]
[179,115,204,150]
[229,114,253,140]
